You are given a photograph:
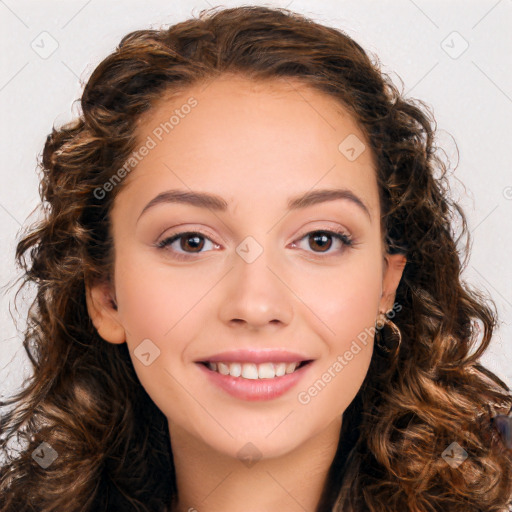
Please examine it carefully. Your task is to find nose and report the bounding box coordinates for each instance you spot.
[218,239,294,332]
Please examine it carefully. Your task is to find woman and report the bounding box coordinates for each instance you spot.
[1,5,511,511]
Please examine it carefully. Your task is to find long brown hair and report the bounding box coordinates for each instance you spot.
[1,5,511,511]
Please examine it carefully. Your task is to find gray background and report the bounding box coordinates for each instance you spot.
[1,0,511,405]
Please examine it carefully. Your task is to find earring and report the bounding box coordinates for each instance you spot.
[490,404,512,451]
[375,311,402,354]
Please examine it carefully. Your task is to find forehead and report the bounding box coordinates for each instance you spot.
[119,75,379,217]
[136,74,360,138]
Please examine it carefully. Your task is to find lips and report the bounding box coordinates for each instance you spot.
[195,348,313,365]
[196,356,315,401]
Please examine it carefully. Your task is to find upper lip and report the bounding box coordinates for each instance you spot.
[196,349,314,364]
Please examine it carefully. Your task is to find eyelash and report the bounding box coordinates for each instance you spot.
[155,228,354,261]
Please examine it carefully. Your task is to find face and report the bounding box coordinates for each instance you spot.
[87,75,405,460]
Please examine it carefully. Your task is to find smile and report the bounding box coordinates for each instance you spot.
[201,360,311,379]
[196,360,314,401]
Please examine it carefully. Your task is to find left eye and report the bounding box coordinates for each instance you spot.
[156,229,353,260]
[292,230,353,254]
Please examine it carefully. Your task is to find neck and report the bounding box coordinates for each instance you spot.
[167,416,342,512]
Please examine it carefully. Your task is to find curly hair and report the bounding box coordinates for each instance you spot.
[1,5,511,511]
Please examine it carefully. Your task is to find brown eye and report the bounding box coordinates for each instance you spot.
[293,229,353,256]
[157,231,218,260]
[308,232,333,252]
[178,233,205,253]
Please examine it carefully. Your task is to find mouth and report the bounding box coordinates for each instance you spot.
[196,359,314,379]
[195,358,316,401]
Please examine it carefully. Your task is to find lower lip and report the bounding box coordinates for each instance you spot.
[196,361,314,401]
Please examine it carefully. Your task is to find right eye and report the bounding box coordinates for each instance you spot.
[156,231,220,260]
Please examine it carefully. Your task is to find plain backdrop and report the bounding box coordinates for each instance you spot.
[1,0,511,405]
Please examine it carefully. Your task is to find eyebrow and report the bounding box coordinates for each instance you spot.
[136,187,371,223]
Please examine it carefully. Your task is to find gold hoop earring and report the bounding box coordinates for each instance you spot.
[375,312,402,354]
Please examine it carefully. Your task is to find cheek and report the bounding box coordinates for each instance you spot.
[112,252,216,409]
[115,241,383,350]
[113,249,210,346]
[293,254,383,344]
[292,261,380,416]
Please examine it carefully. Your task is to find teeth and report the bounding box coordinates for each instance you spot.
[207,361,301,379]
[258,362,277,378]
[274,363,287,377]
[242,363,258,379]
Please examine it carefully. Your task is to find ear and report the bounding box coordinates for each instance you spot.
[378,253,407,313]
[85,278,126,344]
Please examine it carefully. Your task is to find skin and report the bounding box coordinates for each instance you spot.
[86,75,406,512]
